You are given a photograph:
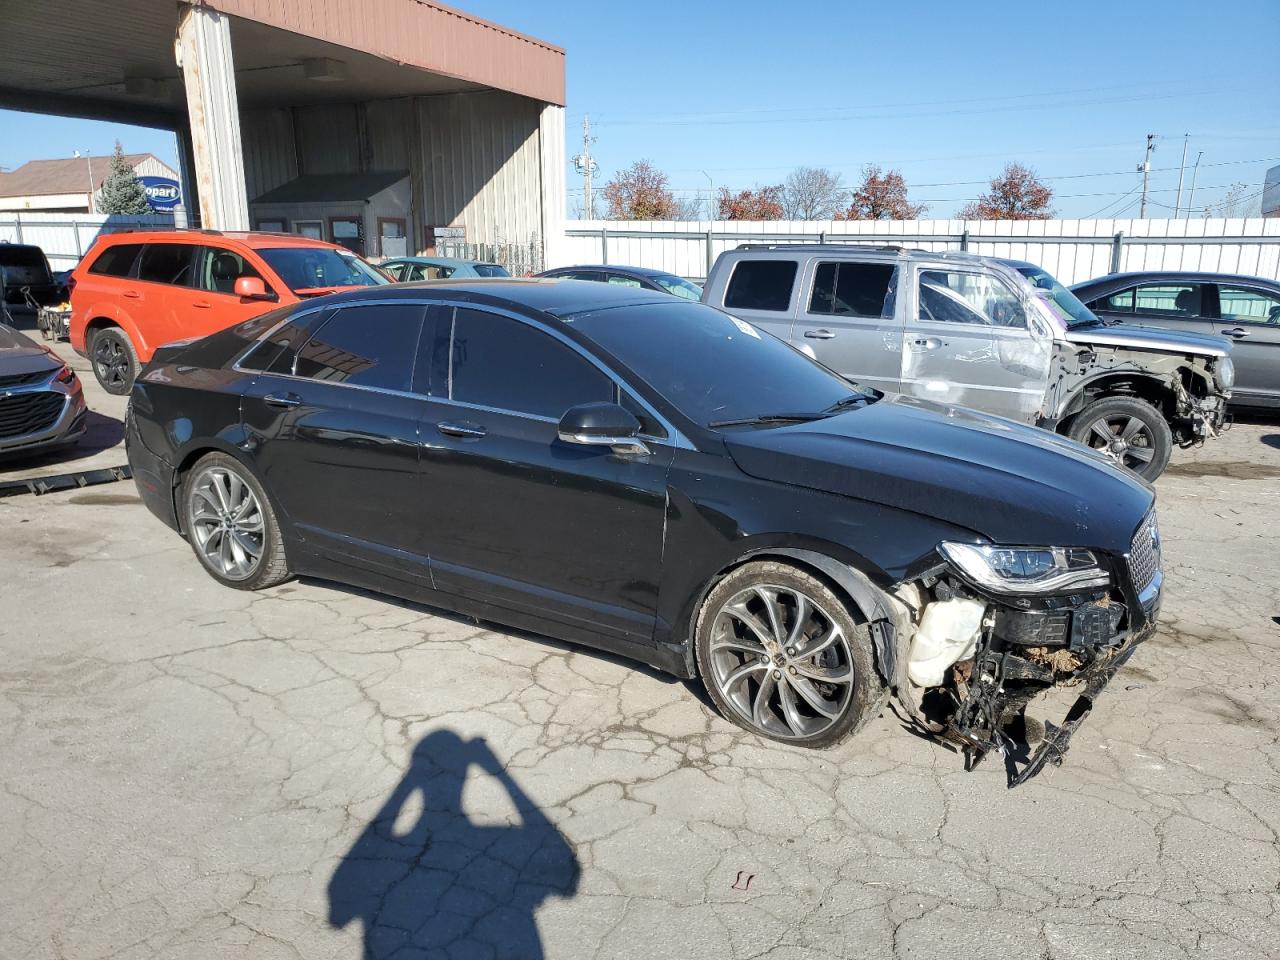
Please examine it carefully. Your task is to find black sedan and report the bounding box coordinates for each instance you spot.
[1072,271,1279,409]
[536,264,702,300]
[0,322,86,458]
[127,281,1161,783]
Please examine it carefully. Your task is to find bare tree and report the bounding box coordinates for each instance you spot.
[1215,182,1257,218]
[782,167,845,220]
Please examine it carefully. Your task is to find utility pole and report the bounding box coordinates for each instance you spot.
[1138,133,1155,218]
[1174,133,1189,216]
[75,150,95,214]
[571,114,598,220]
[1185,151,1204,220]
[702,170,714,221]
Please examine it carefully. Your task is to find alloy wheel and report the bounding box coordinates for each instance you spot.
[708,584,855,740]
[1084,414,1156,470]
[93,336,130,390]
[189,467,265,580]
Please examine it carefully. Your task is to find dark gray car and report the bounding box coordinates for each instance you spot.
[1072,271,1280,409]
[0,323,87,458]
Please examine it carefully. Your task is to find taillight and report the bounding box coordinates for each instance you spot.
[66,274,77,299]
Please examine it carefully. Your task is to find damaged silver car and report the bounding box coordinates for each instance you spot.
[702,246,1232,479]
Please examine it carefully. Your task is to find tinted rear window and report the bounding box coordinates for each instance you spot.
[87,243,142,278]
[724,260,797,312]
[293,303,423,391]
[136,244,195,286]
[471,264,510,277]
[0,246,51,285]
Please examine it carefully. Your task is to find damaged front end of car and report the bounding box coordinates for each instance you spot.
[888,511,1163,787]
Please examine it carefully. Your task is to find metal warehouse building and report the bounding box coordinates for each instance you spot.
[0,0,566,262]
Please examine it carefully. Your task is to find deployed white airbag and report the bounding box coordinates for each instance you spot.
[907,598,985,688]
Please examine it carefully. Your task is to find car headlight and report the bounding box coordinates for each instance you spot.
[939,542,1110,594]
[1214,356,1234,392]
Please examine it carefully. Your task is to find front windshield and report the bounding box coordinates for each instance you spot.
[257,247,389,293]
[1013,264,1098,329]
[568,301,857,427]
[653,274,703,301]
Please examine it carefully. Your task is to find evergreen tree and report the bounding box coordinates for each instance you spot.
[96,141,152,215]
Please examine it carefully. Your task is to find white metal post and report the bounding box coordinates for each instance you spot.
[174,4,249,230]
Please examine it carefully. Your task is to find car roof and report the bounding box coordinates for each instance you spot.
[542,264,673,278]
[312,277,675,317]
[92,229,342,251]
[383,256,496,268]
[1071,270,1280,292]
[725,244,1020,268]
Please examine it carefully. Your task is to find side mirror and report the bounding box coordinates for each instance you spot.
[557,402,649,457]
[235,276,273,300]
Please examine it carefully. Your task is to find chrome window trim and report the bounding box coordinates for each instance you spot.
[230,297,693,449]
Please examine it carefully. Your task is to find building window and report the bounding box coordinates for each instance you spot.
[377,218,407,258]
[294,220,324,241]
[329,217,364,256]
[256,219,287,233]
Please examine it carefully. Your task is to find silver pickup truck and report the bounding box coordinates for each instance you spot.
[702,245,1233,480]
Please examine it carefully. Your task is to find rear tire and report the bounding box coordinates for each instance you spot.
[180,453,291,590]
[694,560,884,749]
[90,327,138,395]
[1067,396,1172,480]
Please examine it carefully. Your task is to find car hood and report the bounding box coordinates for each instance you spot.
[1065,322,1230,358]
[724,395,1154,553]
[0,324,61,375]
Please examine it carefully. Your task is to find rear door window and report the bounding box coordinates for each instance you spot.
[1134,283,1203,316]
[1094,288,1135,312]
[446,308,613,418]
[87,243,143,278]
[136,244,196,286]
[724,260,798,312]
[293,303,424,391]
[607,273,645,288]
[809,262,897,317]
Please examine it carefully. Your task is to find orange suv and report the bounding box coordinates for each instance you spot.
[70,230,390,394]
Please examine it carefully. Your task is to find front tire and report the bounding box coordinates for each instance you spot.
[180,453,291,590]
[694,561,883,749]
[1067,396,1172,480]
[90,327,138,395]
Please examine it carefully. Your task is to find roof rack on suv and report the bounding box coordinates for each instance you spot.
[733,242,924,254]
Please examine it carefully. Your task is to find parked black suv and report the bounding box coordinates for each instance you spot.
[127,280,1161,785]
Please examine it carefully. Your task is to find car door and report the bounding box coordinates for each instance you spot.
[791,258,903,393]
[191,245,279,332]
[719,257,799,341]
[416,304,674,645]
[903,265,1051,422]
[1212,283,1280,403]
[133,242,202,352]
[239,301,430,581]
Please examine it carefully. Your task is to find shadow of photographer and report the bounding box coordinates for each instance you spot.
[328,730,579,959]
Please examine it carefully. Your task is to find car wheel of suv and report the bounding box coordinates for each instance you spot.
[90,327,138,395]
[694,560,883,748]
[181,453,291,590]
[1068,396,1172,480]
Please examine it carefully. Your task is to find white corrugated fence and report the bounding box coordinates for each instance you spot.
[558,217,1280,285]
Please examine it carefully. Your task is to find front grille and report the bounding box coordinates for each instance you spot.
[0,370,51,389]
[0,391,64,439]
[1127,510,1161,593]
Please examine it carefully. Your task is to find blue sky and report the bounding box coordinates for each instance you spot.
[3,0,1277,219]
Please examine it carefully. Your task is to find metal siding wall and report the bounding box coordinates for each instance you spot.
[240,107,298,201]
[415,91,541,247]
[293,103,361,175]
[557,218,1280,284]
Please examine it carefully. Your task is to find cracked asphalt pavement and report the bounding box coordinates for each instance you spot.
[2,418,1278,959]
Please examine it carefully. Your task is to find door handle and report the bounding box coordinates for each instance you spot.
[122,290,141,299]
[804,329,836,339]
[193,300,213,309]
[913,337,943,350]
[264,392,301,408]
[1223,327,1250,339]
[437,420,486,439]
